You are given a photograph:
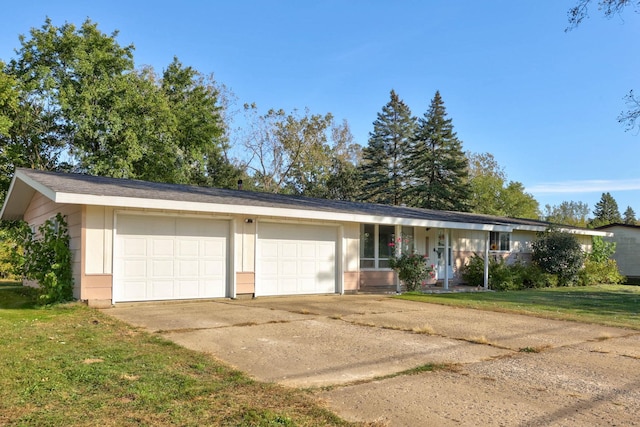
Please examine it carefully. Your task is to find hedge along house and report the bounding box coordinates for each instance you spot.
[1,168,609,307]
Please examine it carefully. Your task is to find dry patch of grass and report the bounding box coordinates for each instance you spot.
[291,309,320,315]
[412,324,436,335]
[233,321,259,327]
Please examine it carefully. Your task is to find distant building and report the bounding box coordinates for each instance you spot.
[595,223,640,283]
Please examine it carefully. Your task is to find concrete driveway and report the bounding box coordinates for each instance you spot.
[106,295,640,426]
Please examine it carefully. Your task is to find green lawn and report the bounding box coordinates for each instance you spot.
[0,284,357,427]
[396,284,640,330]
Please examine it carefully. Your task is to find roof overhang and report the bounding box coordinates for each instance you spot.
[0,170,56,220]
[55,191,517,232]
[0,169,611,237]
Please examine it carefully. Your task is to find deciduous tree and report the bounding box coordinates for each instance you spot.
[544,201,590,227]
[467,152,539,218]
[1,18,238,193]
[241,106,360,199]
[567,1,640,131]
[567,0,639,29]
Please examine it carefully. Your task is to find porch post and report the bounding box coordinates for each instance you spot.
[395,224,402,293]
[444,229,450,290]
[484,231,490,289]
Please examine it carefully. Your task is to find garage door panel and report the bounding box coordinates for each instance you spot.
[204,240,225,257]
[177,239,199,257]
[177,280,199,298]
[177,259,199,276]
[204,259,225,276]
[151,239,174,256]
[122,281,146,300]
[257,223,337,296]
[123,238,146,256]
[280,243,298,257]
[114,215,228,302]
[123,260,146,277]
[150,280,174,298]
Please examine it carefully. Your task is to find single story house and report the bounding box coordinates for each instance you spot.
[595,223,640,282]
[1,168,609,307]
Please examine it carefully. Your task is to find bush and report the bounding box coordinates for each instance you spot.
[579,258,625,286]
[389,252,433,292]
[532,227,585,286]
[461,254,557,291]
[16,214,74,304]
[460,254,520,291]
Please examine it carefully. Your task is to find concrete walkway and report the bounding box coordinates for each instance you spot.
[106,295,640,426]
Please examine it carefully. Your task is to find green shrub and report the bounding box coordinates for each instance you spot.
[488,258,521,291]
[17,214,74,304]
[516,263,557,289]
[389,252,433,292]
[579,258,625,286]
[460,253,488,287]
[532,227,585,286]
[461,254,558,291]
[460,254,519,291]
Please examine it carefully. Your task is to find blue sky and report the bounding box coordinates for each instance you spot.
[2,1,639,216]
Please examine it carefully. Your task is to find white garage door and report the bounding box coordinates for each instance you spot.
[113,214,228,302]
[257,222,337,296]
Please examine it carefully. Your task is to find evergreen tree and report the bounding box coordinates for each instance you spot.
[591,192,622,227]
[406,91,470,211]
[359,90,415,205]
[623,206,637,225]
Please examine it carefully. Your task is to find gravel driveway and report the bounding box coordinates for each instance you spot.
[107,295,640,426]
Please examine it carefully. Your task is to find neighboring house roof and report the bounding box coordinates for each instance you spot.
[1,168,608,235]
[595,223,640,231]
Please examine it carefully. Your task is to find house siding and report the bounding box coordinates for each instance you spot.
[603,226,640,279]
[23,193,82,299]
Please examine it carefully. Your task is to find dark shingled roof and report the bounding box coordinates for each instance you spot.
[17,168,559,229]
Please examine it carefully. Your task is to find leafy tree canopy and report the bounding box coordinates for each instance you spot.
[240,105,361,199]
[467,152,539,219]
[544,201,590,227]
[0,18,240,197]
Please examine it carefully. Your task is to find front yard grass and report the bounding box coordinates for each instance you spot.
[396,284,640,330]
[0,283,355,427]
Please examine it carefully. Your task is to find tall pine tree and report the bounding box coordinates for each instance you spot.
[623,206,637,225]
[591,192,622,227]
[359,90,415,205]
[406,91,470,211]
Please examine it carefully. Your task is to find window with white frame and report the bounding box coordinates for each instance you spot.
[490,231,510,251]
[360,224,395,269]
[360,224,416,269]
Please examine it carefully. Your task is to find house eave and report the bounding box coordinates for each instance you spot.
[55,192,517,231]
[0,172,56,220]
